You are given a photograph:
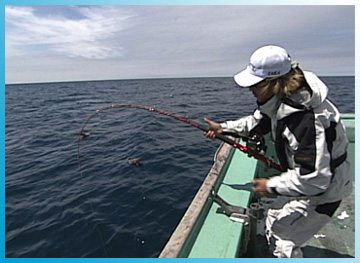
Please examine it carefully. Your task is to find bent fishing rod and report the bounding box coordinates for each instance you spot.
[77,104,282,171]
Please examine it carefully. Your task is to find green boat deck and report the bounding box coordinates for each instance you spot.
[160,114,355,258]
[186,143,257,257]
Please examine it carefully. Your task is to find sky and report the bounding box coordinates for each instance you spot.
[5,5,355,84]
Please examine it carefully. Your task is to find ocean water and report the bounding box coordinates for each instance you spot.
[5,76,355,258]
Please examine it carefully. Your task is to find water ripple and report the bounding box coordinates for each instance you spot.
[5,77,354,257]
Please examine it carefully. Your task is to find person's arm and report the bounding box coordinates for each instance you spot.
[204,109,271,139]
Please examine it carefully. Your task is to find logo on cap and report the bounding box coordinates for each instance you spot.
[268,71,281,76]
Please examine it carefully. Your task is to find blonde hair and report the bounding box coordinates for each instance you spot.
[254,65,305,97]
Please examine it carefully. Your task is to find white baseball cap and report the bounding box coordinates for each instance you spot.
[234,45,292,87]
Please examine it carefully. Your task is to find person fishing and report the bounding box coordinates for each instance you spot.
[204,45,352,258]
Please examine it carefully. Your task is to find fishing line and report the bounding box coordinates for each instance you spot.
[76,103,282,256]
[78,104,281,172]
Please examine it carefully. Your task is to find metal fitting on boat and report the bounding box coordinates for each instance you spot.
[249,202,265,220]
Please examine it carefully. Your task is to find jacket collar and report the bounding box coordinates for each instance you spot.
[258,95,281,117]
[257,71,328,120]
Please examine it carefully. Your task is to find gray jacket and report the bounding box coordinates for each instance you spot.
[221,71,352,205]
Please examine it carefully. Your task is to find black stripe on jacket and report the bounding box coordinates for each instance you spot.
[276,110,317,175]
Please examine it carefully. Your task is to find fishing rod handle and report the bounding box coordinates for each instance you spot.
[196,123,237,146]
[198,122,281,171]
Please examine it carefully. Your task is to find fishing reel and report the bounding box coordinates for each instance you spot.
[245,133,267,156]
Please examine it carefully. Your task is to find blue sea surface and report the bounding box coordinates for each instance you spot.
[5,76,355,258]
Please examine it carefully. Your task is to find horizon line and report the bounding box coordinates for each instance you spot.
[5,74,355,86]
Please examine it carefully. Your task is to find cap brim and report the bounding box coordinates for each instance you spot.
[234,67,264,87]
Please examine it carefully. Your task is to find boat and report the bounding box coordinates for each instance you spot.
[159,113,355,258]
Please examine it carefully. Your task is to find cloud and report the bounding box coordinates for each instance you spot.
[5,6,134,59]
[5,5,355,84]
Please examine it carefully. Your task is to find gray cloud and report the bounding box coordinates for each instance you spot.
[5,5,355,84]
[6,6,134,59]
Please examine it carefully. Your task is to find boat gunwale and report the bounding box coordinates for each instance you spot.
[159,141,235,258]
[160,113,355,258]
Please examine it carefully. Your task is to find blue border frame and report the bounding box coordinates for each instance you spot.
[2,1,358,262]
